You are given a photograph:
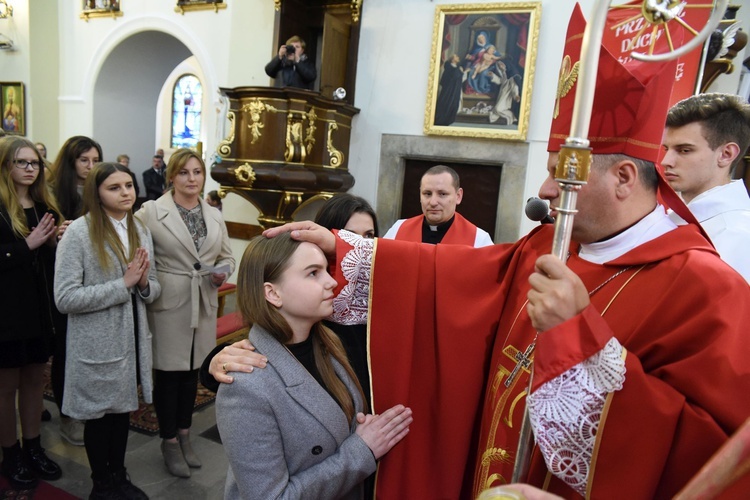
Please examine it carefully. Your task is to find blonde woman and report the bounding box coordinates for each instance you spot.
[136,148,235,478]
[54,163,159,499]
[0,137,63,488]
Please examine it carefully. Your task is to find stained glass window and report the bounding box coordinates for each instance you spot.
[171,74,202,149]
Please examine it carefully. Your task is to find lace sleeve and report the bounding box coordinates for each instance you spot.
[329,230,373,325]
[527,337,626,495]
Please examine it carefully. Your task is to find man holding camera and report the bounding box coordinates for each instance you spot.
[264,35,316,90]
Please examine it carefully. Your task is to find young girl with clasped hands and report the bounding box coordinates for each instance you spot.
[54,163,160,499]
[0,137,63,488]
[216,234,412,500]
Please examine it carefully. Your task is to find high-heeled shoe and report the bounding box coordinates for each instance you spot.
[177,433,202,468]
[160,440,190,478]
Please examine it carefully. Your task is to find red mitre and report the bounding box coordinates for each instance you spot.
[547,3,676,163]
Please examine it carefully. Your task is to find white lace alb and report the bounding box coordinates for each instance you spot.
[329,230,373,325]
[527,337,626,495]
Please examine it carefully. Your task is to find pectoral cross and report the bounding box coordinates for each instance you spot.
[504,342,535,388]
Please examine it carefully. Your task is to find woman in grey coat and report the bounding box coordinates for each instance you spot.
[54,163,160,500]
[216,234,412,500]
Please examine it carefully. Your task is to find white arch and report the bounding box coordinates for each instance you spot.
[83,15,218,105]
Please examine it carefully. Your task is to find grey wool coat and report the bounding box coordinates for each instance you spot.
[136,192,235,370]
[216,325,376,500]
[54,216,160,420]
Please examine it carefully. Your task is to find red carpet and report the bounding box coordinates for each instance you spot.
[0,475,79,499]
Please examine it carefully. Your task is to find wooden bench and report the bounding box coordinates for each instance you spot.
[216,311,250,346]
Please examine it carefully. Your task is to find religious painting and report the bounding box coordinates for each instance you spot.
[424,3,541,141]
[80,0,122,20]
[1,82,25,136]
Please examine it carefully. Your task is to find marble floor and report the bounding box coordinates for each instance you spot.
[39,399,228,499]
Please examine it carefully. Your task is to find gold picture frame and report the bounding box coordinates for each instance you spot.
[80,0,122,21]
[174,0,226,14]
[1,82,25,136]
[424,2,541,141]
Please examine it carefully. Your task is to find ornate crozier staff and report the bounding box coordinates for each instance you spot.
[511,0,730,484]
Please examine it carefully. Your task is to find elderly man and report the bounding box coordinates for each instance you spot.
[383,165,493,247]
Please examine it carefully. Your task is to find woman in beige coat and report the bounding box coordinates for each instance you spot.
[136,148,234,478]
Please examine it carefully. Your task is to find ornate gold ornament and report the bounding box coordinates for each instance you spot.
[326,122,344,168]
[555,146,591,184]
[554,55,579,119]
[233,163,256,187]
[80,4,123,21]
[284,114,306,163]
[175,1,227,14]
[242,99,278,144]
[280,192,303,218]
[274,0,281,12]
[217,111,235,157]
[351,0,363,23]
[305,108,317,156]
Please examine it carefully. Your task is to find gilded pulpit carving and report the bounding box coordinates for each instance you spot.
[211,87,359,228]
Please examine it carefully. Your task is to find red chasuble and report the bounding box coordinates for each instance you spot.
[392,213,480,245]
[330,224,750,499]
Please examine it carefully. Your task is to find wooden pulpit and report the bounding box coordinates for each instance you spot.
[210,86,359,228]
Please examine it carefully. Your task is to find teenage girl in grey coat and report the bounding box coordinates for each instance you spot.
[54,163,160,500]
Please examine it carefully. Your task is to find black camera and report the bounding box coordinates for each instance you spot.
[285,44,296,55]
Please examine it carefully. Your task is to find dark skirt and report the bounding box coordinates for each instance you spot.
[0,335,53,368]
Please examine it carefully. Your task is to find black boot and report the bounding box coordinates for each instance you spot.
[89,471,120,500]
[22,435,62,480]
[112,468,148,500]
[1,441,38,489]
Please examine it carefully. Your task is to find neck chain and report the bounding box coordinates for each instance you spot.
[503,264,637,388]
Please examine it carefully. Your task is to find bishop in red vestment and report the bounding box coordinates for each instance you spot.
[264,5,750,498]
[250,4,750,500]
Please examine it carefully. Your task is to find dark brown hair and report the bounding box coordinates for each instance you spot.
[667,93,750,175]
[82,162,140,270]
[237,234,366,419]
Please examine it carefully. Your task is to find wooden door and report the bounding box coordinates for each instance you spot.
[319,12,350,99]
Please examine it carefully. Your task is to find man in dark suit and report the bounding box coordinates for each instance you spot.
[143,155,166,201]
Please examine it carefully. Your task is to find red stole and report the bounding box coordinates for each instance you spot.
[394,213,479,245]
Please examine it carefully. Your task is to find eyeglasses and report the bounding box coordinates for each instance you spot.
[13,159,42,170]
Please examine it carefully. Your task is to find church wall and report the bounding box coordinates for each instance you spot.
[347,0,600,239]
[347,0,750,239]
[28,1,60,155]
[0,1,31,135]
[0,0,747,243]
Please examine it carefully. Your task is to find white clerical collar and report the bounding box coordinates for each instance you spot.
[578,206,677,264]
